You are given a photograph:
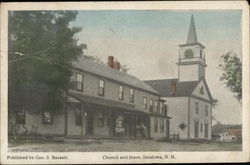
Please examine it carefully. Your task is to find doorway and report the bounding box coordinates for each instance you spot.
[86,111,94,135]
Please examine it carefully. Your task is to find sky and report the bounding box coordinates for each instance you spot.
[71,10,242,125]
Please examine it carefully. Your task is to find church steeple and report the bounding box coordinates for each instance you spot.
[177,15,207,82]
[186,15,197,44]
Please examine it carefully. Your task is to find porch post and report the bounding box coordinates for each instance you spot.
[109,109,114,137]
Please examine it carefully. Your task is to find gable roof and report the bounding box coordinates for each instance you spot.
[72,56,159,95]
[227,129,242,137]
[144,77,213,100]
[144,78,199,97]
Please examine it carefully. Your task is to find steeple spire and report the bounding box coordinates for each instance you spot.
[186,15,197,44]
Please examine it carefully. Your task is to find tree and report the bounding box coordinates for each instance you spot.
[8,11,85,114]
[219,52,242,103]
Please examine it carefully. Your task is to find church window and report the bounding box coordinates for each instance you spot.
[205,105,209,116]
[195,102,199,114]
[184,49,194,58]
[200,86,204,95]
[179,122,186,130]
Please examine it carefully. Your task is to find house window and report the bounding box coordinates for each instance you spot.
[16,109,25,124]
[164,103,168,117]
[118,85,124,100]
[43,111,53,124]
[75,105,82,126]
[154,100,158,113]
[129,89,134,103]
[98,111,104,127]
[200,123,203,132]
[205,105,209,116]
[98,80,105,96]
[149,99,153,113]
[143,97,147,110]
[116,115,124,128]
[160,119,164,133]
[195,102,199,114]
[154,118,158,133]
[160,102,163,115]
[76,73,83,91]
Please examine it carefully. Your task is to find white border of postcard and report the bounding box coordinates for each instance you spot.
[0,1,249,164]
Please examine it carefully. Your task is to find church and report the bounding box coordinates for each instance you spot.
[145,15,213,140]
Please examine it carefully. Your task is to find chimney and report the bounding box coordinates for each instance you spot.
[107,56,114,68]
[113,60,120,71]
[171,81,177,95]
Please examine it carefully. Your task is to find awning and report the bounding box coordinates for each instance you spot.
[68,92,135,111]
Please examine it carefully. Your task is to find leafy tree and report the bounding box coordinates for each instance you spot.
[219,52,242,102]
[8,11,85,114]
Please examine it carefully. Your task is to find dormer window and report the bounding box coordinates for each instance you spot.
[184,49,194,58]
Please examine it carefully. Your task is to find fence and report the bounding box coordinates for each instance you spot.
[169,133,179,141]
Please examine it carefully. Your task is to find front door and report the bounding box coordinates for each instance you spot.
[194,120,199,138]
[86,111,94,135]
[124,114,132,137]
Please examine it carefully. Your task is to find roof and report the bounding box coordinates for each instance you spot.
[72,56,159,95]
[187,15,198,44]
[227,129,242,137]
[68,92,135,111]
[144,79,199,97]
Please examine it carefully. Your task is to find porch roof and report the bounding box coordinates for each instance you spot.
[68,92,135,111]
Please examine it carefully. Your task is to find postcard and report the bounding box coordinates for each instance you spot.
[0,1,249,164]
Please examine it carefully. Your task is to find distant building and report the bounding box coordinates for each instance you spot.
[219,128,242,142]
[145,15,213,140]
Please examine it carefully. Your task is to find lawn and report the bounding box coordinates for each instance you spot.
[8,140,242,152]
